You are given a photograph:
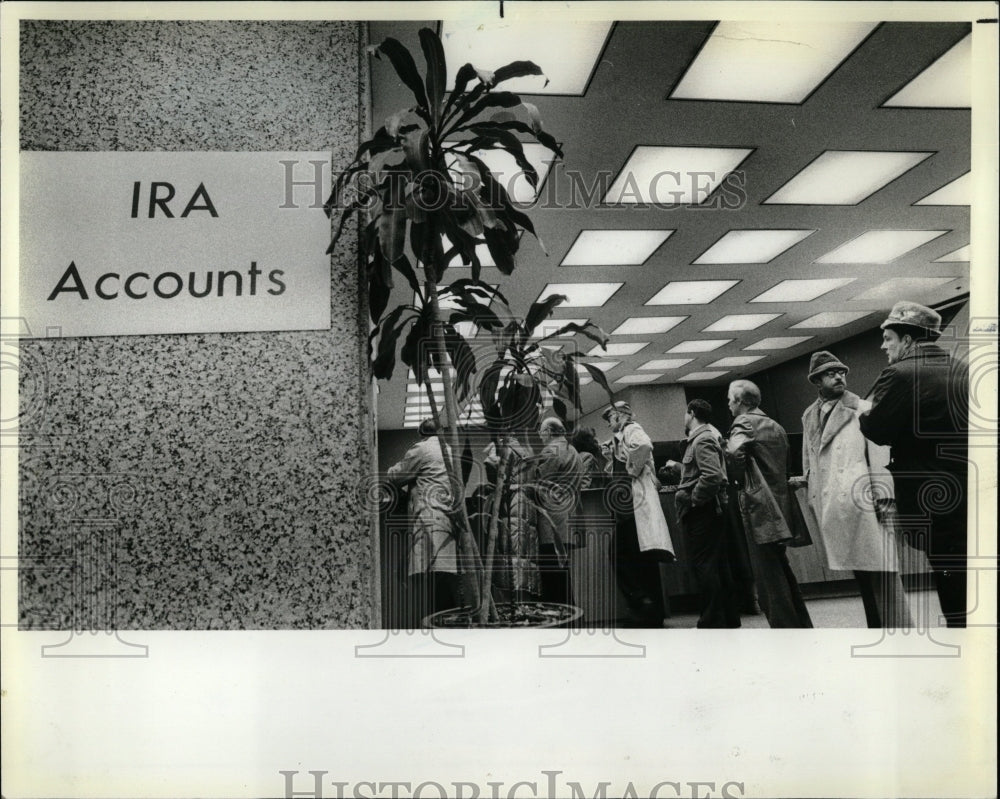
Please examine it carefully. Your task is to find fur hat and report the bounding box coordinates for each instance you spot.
[601,400,633,420]
[807,351,850,382]
[880,301,943,337]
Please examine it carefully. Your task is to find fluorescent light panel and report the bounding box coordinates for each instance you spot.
[708,356,765,367]
[765,151,932,205]
[612,316,686,335]
[604,146,753,205]
[883,34,971,108]
[744,336,812,350]
[678,371,730,382]
[816,230,947,263]
[916,172,971,206]
[538,283,623,307]
[852,277,957,302]
[671,22,877,103]
[407,382,444,392]
[576,361,619,372]
[751,278,854,303]
[702,313,780,332]
[441,20,613,95]
[452,142,555,204]
[667,339,731,353]
[646,280,738,305]
[791,311,872,328]
[561,230,674,266]
[532,318,589,337]
[694,229,814,264]
[586,342,649,357]
[444,241,496,268]
[935,245,970,262]
[616,373,662,384]
[638,358,693,370]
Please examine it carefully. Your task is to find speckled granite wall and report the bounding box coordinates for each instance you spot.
[18,21,377,628]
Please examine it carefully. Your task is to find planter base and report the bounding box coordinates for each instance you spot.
[422,601,583,629]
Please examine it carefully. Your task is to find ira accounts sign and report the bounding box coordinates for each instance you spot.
[18,152,332,337]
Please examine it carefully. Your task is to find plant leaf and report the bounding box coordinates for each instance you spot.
[373,37,429,111]
[579,361,615,404]
[492,60,546,86]
[525,294,567,335]
[418,28,446,126]
[378,203,407,264]
[372,306,413,380]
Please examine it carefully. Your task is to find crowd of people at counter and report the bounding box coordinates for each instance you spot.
[385,301,970,630]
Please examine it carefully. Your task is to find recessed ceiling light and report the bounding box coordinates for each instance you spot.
[616,373,663,384]
[638,358,694,370]
[453,321,479,339]
[441,20,613,95]
[538,283,623,307]
[751,278,855,303]
[646,280,738,305]
[815,230,948,263]
[935,245,970,262]
[611,316,687,335]
[883,33,971,108]
[915,173,971,206]
[708,355,766,367]
[851,277,957,302]
[576,361,619,373]
[670,21,877,103]
[407,382,444,393]
[791,311,873,328]
[703,313,781,332]
[604,146,753,205]
[667,339,732,353]
[678,371,731,382]
[586,342,649,357]
[694,229,815,264]
[744,336,813,351]
[448,142,556,204]
[403,421,421,428]
[532,318,589,338]
[561,230,674,266]
[764,151,932,205]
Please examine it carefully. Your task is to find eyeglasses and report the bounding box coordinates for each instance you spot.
[822,369,848,378]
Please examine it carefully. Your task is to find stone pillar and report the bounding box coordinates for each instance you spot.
[18,21,377,628]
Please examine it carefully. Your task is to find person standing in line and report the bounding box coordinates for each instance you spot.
[533,417,586,606]
[386,419,457,627]
[726,380,814,628]
[858,301,969,627]
[662,399,741,628]
[790,351,913,628]
[601,401,675,627]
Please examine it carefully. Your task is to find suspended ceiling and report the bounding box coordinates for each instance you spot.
[367,20,972,430]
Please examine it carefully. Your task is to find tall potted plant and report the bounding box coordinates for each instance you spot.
[328,28,613,625]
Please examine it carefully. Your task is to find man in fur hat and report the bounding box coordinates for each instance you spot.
[791,351,912,628]
[859,301,969,627]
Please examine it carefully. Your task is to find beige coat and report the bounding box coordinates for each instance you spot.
[800,391,899,572]
[606,421,674,556]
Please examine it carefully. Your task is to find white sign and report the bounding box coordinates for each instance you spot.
[18,151,333,337]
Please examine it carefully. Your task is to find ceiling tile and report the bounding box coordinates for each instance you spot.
[703,313,781,331]
[791,311,873,328]
[667,339,732,353]
[587,342,649,356]
[883,33,971,108]
[441,20,613,95]
[638,358,694,370]
[538,283,623,307]
[561,229,673,265]
[764,150,932,205]
[815,230,948,263]
[694,229,815,264]
[851,277,958,302]
[915,172,971,205]
[646,280,739,305]
[670,21,877,103]
[611,316,687,335]
[605,146,753,205]
[744,336,813,350]
[751,278,855,303]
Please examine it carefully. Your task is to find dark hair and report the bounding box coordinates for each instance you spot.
[884,323,937,343]
[571,427,603,459]
[686,398,713,424]
[418,419,437,437]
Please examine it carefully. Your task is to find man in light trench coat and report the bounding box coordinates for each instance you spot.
[386,419,458,627]
[790,351,913,628]
[602,401,675,627]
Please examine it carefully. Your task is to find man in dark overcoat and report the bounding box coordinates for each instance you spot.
[859,301,969,627]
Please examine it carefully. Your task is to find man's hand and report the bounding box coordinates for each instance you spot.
[788,475,807,489]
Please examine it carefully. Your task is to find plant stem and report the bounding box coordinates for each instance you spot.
[479,441,511,624]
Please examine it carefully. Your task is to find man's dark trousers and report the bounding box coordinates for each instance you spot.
[681,503,741,628]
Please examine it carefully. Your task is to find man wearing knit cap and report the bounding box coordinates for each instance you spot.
[859,301,969,627]
[791,351,912,628]
[601,401,675,627]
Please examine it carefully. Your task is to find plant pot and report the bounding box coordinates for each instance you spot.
[422,601,583,629]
